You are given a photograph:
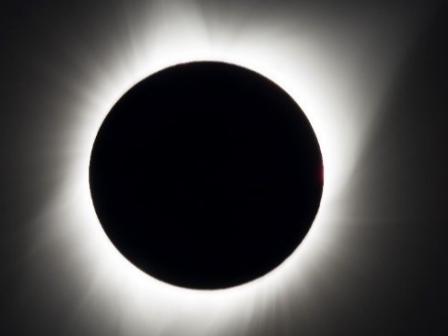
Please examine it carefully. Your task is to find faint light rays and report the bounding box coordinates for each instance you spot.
[29,1,410,335]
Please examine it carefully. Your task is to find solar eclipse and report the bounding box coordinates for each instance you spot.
[4,1,444,335]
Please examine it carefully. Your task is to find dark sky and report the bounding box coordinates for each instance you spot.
[1,1,447,335]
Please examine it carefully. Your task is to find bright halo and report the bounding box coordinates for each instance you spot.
[39,1,384,334]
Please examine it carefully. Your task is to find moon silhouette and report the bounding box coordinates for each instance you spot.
[89,61,323,289]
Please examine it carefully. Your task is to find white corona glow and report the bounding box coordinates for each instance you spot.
[36,1,398,335]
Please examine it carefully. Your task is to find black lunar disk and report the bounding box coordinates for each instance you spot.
[89,61,323,289]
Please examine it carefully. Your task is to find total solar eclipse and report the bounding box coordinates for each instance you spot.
[89,61,323,289]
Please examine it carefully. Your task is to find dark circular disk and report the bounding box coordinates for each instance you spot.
[89,61,323,289]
